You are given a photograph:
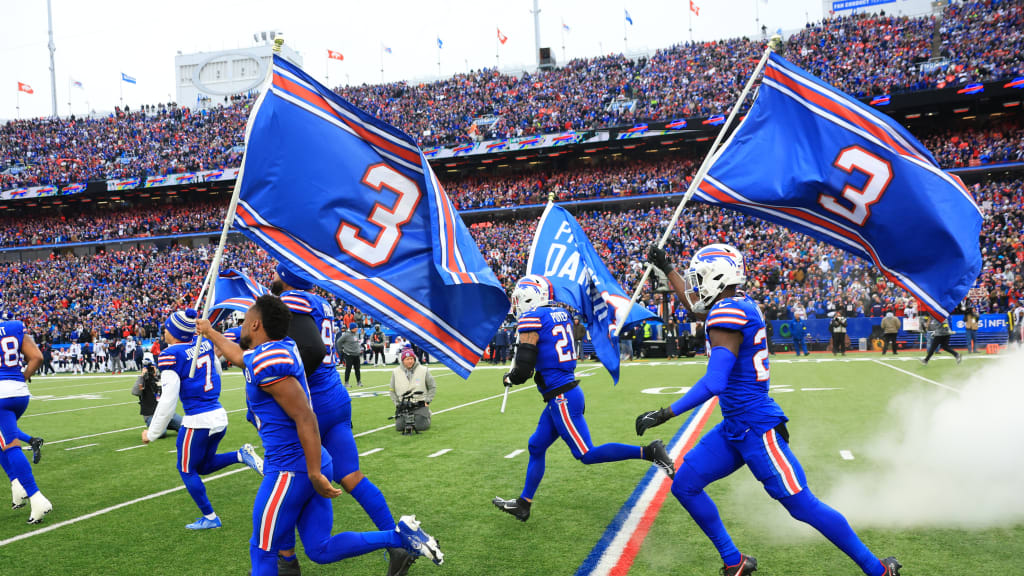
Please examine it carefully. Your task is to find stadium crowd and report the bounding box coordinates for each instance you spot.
[3,2,1024,191]
[2,172,1019,347]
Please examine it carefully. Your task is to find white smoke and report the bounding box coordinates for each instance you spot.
[824,351,1024,529]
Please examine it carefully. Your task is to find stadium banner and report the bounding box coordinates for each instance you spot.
[107,177,141,191]
[949,313,1009,334]
[206,269,269,326]
[697,53,983,320]
[0,185,59,201]
[526,203,657,384]
[232,55,510,378]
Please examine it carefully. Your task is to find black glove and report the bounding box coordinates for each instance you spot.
[647,244,674,275]
[502,372,515,387]
[635,407,673,436]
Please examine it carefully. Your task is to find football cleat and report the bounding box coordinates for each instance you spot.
[29,437,44,464]
[721,554,757,576]
[955,354,963,365]
[11,479,28,510]
[880,556,902,575]
[644,439,675,479]
[27,491,52,524]
[492,496,531,522]
[277,555,301,576]
[239,444,264,476]
[185,516,222,530]
[396,515,444,565]
[386,547,417,576]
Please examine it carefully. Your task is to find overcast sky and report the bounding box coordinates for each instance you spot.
[2,0,933,121]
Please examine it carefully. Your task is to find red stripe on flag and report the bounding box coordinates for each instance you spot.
[433,178,472,283]
[271,73,420,165]
[235,204,479,364]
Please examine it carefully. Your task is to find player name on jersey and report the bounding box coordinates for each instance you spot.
[185,339,213,360]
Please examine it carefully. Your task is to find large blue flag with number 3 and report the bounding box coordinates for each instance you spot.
[233,56,509,378]
[699,53,982,320]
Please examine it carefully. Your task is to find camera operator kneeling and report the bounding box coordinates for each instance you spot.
[389,348,436,433]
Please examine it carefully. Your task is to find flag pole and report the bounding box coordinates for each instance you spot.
[188,36,283,377]
[624,37,781,315]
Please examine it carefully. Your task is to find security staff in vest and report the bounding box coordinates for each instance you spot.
[389,348,436,432]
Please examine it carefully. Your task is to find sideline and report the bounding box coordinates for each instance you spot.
[869,359,961,393]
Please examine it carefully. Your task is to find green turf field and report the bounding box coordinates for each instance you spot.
[0,352,1019,575]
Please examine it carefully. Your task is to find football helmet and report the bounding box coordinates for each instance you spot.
[682,244,746,314]
[511,275,554,319]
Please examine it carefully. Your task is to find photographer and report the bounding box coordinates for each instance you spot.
[389,348,436,433]
[131,354,182,438]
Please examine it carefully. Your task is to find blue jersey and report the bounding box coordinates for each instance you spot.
[223,326,242,345]
[0,321,25,382]
[157,338,223,416]
[279,290,349,403]
[244,338,329,473]
[704,295,786,432]
[516,306,576,396]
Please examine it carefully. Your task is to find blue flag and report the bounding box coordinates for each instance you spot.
[233,55,509,378]
[206,269,269,326]
[698,53,982,319]
[121,73,136,84]
[527,204,657,384]
[624,9,633,24]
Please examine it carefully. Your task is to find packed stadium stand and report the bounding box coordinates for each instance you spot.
[1,1,1022,352]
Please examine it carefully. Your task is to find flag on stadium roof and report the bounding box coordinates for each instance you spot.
[206,269,270,326]
[690,0,700,16]
[120,73,136,84]
[437,37,443,49]
[624,9,633,25]
[382,44,392,54]
[527,204,657,384]
[497,28,508,44]
[696,52,982,320]
[17,82,32,94]
[71,79,83,89]
[232,55,510,378]
[327,49,344,61]
[562,20,570,32]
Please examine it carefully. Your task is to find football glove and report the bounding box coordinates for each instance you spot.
[647,244,674,275]
[635,407,673,436]
[502,372,515,387]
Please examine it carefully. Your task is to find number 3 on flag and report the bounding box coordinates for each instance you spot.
[336,163,422,266]
[818,145,892,227]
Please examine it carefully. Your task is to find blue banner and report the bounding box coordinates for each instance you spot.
[832,0,895,12]
[206,269,269,326]
[699,53,982,320]
[527,204,657,384]
[233,55,509,378]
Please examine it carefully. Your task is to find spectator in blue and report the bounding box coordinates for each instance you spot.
[792,318,809,356]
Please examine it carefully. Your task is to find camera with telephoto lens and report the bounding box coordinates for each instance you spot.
[390,390,425,435]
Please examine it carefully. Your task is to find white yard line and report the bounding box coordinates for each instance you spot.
[427,449,452,458]
[870,359,961,393]
[0,468,250,548]
[64,444,97,451]
[359,448,384,457]
[504,449,525,459]
[115,445,147,452]
[48,427,142,446]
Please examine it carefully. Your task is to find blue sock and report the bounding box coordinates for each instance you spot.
[580,442,643,464]
[521,444,547,500]
[671,462,740,566]
[4,448,38,496]
[179,471,213,516]
[349,477,396,531]
[780,489,882,575]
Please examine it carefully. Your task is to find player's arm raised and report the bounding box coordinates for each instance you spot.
[636,328,742,436]
[264,376,342,499]
[196,318,244,366]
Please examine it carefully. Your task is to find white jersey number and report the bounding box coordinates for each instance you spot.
[336,163,422,267]
[752,328,770,383]
[819,145,892,227]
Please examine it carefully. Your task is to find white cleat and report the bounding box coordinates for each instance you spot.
[396,514,444,566]
[27,491,52,524]
[11,479,27,510]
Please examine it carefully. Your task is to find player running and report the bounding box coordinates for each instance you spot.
[198,295,443,575]
[637,244,902,576]
[0,309,51,523]
[142,308,264,530]
[492,274,675,522]
[270,264,416,575]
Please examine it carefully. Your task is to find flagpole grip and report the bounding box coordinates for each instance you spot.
[624,40,777,317]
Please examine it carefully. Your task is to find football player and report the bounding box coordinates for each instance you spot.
[637,244,902,576]
[270,263,414,575]
[141,308,264,530]
[197,295,443,575]
[0,307,51,523]
[492,275,675,522]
